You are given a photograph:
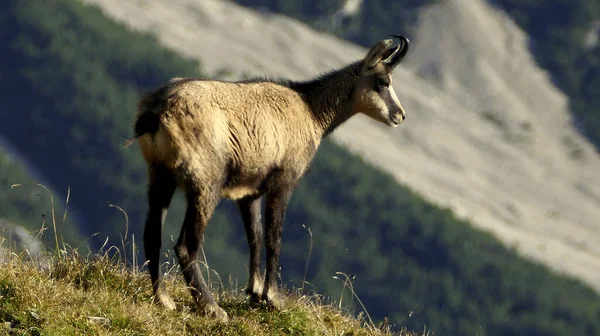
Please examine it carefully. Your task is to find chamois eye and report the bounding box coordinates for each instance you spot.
[376,78,390,90]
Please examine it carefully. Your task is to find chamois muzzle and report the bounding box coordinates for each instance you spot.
[387,35,410,70]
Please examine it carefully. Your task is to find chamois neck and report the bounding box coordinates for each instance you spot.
[290,62,361,137]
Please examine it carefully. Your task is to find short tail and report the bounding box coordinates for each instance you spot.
[124,85,167,149]
[134,112,160,138]
[121,111,160,150]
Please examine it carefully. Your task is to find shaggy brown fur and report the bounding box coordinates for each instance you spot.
[133,36,410,321]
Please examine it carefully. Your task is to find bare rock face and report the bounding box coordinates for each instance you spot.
[0,218,50,270]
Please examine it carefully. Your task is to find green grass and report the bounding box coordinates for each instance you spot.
[0,244,425,336]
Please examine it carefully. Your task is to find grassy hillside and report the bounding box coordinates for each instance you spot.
[2,0,600,335]
[0,250,420,336]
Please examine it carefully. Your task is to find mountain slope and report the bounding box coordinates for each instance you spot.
[4,1,600,334]
[80,0,600,294]
[490,0,600,148]
[0,143,79,248]
[0,0,205,248]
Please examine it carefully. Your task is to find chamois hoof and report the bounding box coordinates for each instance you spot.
[261,290,285,311]
[246,275,265,304]
[246,288,261,304]
[155,292,177,311]
[201,302,229,322]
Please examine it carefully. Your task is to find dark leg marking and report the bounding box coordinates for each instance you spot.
[238,196,264,302]
[174,185,228,321]
[261,185,294,310]
[143,165,177,310]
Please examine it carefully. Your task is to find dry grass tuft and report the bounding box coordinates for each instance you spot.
[0,185,428,335]
[1,187,427,335]
[0,245,426,336]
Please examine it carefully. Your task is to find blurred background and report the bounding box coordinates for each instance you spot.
[1,0,599,334]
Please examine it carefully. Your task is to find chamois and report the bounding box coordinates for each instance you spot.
[133,35,411,321]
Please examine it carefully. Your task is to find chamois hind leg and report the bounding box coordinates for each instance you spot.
[143,165,177,310]
[261,186,294,310]
[238,196,264,302]
[174,185,228,321]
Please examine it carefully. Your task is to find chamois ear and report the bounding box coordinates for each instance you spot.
[361,38,394,71]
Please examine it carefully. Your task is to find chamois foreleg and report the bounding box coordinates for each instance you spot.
[174,185,228,321]
[261,185,294,310]
[238,196,264,302]
[143,165,177,310]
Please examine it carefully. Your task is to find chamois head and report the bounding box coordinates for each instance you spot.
[353,35,410,127]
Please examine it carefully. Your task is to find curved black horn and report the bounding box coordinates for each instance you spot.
[387,35,410,69]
